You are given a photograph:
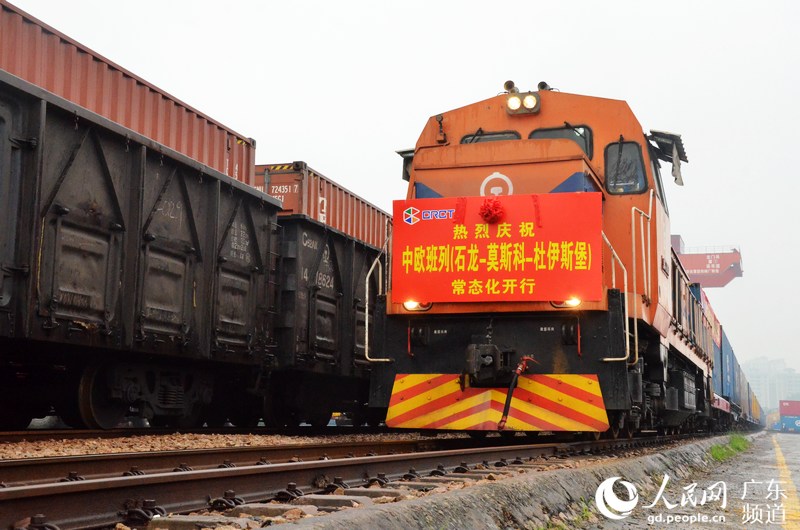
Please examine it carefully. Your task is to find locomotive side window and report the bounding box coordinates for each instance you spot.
[460,130,520,144]
[605,141,647,194]
[529,126,593,159]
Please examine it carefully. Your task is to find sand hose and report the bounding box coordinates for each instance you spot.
[497,356,536,430]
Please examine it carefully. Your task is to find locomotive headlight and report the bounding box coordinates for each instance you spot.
[403,300,432,312]
[505,91,540,114]
[551,297,582,308]
[522,93,539,109]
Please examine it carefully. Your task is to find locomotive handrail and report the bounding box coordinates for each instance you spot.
[632,189,654,302]
[365,218,393,363]
[601,232,630,362]
[627,189,655,366]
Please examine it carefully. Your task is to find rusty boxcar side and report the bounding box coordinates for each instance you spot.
[0,0,256,184]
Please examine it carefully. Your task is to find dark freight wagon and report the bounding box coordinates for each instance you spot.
[264,215,387,426]
[0,69,282,428]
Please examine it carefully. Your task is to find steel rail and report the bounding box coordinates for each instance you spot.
[0,436,529,487]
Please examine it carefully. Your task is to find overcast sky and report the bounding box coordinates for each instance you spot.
[9,0,800,375]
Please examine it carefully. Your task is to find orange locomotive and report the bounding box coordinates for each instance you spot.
[367,81,713,437]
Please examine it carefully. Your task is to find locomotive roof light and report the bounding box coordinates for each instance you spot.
[403,300,432,312]
[507,95,522,111]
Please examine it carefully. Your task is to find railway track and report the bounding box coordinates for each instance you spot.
[0,436,535,486]
[0,434,696,530]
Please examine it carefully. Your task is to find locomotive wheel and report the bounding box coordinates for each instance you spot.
[78,364,128,429]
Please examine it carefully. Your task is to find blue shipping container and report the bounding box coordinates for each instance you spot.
[780,416,800,433]
[721,328,734,402]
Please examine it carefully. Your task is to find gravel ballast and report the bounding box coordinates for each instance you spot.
[284,433,763,529]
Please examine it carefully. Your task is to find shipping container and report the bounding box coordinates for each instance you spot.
[780,400,800,417]
[689,284,722,396]
[268,214,386,425]
[780,415,800,433]
[256,162,391,249]
[751,393,763,426]
[0,0,255,184]
[738,361,748,416]
[711,340,723,396]
[720,328,735,403]
[0,68,281,426]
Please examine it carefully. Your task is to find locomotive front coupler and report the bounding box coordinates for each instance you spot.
[465,342,515,387]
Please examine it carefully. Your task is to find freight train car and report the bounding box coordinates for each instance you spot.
[368,80,741,437]
[0,69,389,429]
[691,285,730,430]
[259,162,391,426]
[264,215,388,426]
[689,284,764,431]
[255,162,391,426]
[0,69,280,429]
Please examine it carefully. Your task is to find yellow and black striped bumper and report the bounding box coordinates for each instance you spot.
[386,374,609,431]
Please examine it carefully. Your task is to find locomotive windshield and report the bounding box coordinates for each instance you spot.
[460,130,520,143]
[529,125,593,159]
[605,141,646,194]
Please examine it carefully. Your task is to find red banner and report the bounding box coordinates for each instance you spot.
[391,193,602,303]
